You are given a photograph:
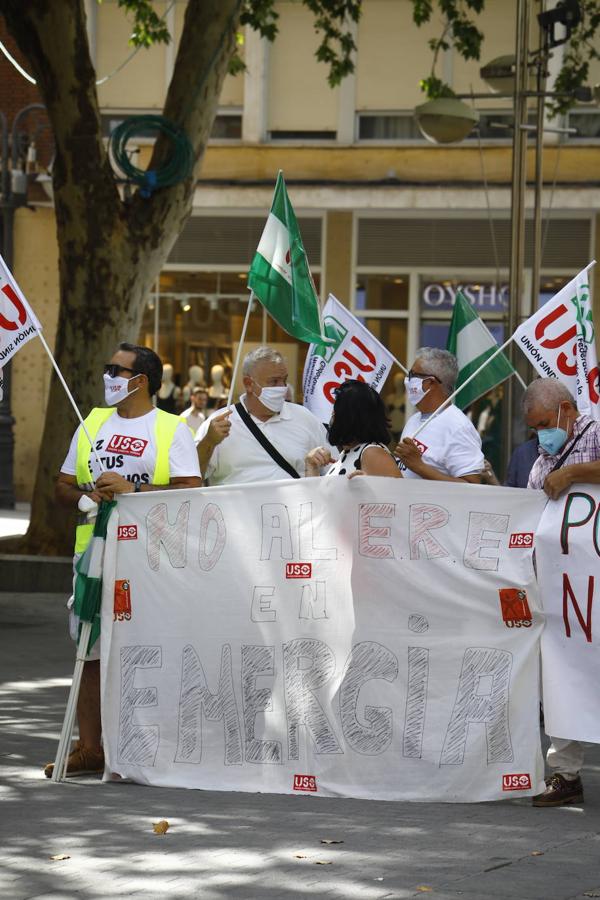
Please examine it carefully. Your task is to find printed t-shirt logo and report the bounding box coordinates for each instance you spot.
[106,434,149,457]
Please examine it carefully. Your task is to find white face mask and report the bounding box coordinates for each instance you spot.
[103,373,139,407]
[254,382,287,413]
[405,376,432,407]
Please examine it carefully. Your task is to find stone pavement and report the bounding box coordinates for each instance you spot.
[2,592,600,900]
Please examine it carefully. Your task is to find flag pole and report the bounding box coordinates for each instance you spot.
[410,336,514,440]
[226,291,254,407]
[390,354,409,375]
[37,331,106,474]
[51,621,93,782]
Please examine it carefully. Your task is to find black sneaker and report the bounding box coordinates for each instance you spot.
[532,773,583,807]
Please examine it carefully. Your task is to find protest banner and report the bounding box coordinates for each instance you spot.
[513,263,599,419]
[303,295,397,423]
[536,484,600,743]
[100,478,547,802]
[0,254,42,398]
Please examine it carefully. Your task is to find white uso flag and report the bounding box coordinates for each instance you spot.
[513,263,599,419]
[0,253,42,399]
[303,295,395,422]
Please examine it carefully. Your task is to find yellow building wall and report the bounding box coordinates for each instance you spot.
[356,0,440,109]
[198,142,597,184]
[12,208,59,502]
[325,212,353,303]
[268,2,339,131]
[96,0,168,109]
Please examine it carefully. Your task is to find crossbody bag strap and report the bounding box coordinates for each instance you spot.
[551,421,593,472]
[235,402,301,479]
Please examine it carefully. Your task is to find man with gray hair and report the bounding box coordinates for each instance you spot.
[522,377,600,807]
[524,376,600,500]
[195,346,327,485]
[395,347,484,482]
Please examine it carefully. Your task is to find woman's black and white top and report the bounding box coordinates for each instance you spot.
[326,442,393,476]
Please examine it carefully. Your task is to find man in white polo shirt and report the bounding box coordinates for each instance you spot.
[395,347,484,483]
[195,346,327,484]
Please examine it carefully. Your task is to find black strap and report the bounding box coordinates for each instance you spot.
[235,402,300,479]
[551,421,593,472]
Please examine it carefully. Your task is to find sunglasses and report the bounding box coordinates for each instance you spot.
[103,364,138,378]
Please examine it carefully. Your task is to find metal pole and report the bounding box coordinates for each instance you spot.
[0,112,15,507]
[531,24,548,315]
[505,0,531,469]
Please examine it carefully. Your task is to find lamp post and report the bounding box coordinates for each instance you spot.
[414,0,586,468]
[0,103,46,508]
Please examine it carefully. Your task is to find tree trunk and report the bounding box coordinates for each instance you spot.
[0,0,240,554]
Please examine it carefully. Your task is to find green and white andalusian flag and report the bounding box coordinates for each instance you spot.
[248,171,326,344]
[73,500,116,653]
[447,291,515,409]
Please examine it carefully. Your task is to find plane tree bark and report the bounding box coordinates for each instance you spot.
[0,0,240,553]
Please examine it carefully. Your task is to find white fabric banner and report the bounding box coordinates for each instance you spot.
[0,253,41,388]
[513,264,600,419]
[302,295,395,423]
[536,484,600,742]
[100,478,547,802]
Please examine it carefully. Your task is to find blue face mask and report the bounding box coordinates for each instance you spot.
[537,407,568,456]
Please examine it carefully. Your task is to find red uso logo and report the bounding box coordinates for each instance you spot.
[0,283,27,331]
[502,773,532,791]
[106,434,149,457]
[286,562,312,579]
[117,525,138,541]
[293,774,317,792]
[509,532,534,549]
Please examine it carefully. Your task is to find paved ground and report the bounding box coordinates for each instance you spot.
[0,503,29,538]
[2,592,600,900]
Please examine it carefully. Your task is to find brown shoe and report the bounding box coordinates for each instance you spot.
[532,773,583,807]
[44,743,104,779]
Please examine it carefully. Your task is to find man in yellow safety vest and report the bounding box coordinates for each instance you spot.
[44,342,202,778]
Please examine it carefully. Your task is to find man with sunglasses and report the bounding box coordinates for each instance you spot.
[45,343,201,778]
[395,347,484,483]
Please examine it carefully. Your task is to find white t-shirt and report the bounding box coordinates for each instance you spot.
[61,408,201,489]
[195,397,328,485]
[181,407,206,433]
[401,404,484,480]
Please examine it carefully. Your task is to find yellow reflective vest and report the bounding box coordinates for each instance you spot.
[74,407,182,554]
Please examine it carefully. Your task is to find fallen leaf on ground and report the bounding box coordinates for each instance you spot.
[315,860,333,865]
[416,887,433,893]
[294,854,307,859]
[49,854,70,861]
[375,877,384,881]
[152,820,170,834]
[531,851,544,856]
[583,892,600,898]
[320,839,343,845]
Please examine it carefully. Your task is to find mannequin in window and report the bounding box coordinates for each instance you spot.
[207,363,227,409]
[156,362,180,413]
[182,364,205,405]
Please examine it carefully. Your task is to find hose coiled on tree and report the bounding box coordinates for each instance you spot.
[109,114,194,198]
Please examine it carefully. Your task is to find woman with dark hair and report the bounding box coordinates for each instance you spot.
[305,380,402,478]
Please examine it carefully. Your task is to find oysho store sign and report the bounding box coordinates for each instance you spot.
[422,282,509,312]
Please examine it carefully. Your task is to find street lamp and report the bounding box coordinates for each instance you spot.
[413,0,590,465]
[0,103,47,508]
